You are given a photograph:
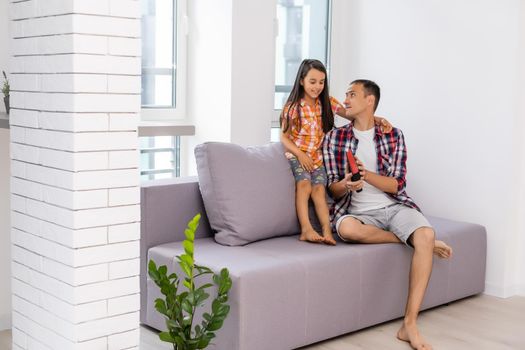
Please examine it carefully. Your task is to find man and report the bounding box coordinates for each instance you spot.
[322,79,452,350]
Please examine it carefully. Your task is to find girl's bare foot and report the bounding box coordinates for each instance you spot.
[397,322,432,350]
[323,234,336,245]
[322,228,336,245]
[299,228,324,243]
[433,240,452,259]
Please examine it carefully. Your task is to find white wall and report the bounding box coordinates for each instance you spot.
[183,0,525,296]
[0,0,11,330]
[184,0,276,175]
[230,0,275,146]
[187,0,233,144]
[184,0,233,175]
[332,0,524,297]
[516,0,525,296]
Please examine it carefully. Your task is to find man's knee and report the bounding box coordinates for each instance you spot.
[411,227,435,249]
[339,217,365,242]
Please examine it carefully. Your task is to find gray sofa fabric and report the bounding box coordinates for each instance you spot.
[195,142,300,246]
[140,178,487,350]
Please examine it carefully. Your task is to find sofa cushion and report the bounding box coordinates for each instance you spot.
[146,215,486,349]
[195,142,299,246]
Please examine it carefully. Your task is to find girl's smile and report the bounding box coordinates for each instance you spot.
[301,68,326,105]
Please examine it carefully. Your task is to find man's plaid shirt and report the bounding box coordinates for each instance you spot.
[322,123,420,229]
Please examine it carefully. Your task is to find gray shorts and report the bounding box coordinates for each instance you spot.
[288,157,327,186]
[335,203,432,245]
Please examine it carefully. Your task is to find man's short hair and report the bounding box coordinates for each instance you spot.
[351,79,380,111]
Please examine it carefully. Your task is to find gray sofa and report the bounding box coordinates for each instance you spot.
[140,175,487,350]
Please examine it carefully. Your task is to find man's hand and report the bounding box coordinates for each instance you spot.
[297,151,314,172]
[374,116,393,133]
[355,156,367,181]
[356,155,399,194]
[344,172,364,193]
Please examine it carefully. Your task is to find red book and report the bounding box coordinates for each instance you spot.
[346,150,362,192]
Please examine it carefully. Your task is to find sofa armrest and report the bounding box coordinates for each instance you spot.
[141,176,212,244]
[140,176,212,323]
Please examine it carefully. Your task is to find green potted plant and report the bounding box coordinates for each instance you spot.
[148,213,232,350]
[2,71,9,115]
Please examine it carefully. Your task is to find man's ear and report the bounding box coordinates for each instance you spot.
[366,95,374,107]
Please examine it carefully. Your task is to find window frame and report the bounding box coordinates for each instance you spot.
[141,0,188,121]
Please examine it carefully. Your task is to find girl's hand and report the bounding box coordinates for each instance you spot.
[297,152,315,172]
[374,116,393,133]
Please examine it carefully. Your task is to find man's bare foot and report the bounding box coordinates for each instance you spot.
[433,240,452,259]
[397,322,432,350]
[299,228,324,243]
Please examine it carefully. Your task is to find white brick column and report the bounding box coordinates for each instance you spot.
[9,1,141,349]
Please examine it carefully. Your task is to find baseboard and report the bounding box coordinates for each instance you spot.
[0,313,11,331]
[484,282,525,298]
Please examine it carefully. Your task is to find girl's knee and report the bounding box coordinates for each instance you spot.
[296,180,312,193]
[311,184,325,197]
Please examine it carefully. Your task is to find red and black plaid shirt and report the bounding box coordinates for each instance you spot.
[322,123,420,228]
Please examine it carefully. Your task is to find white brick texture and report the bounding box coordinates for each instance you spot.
[109,258,140,280]
[107,328,140,350]
[108,223,140,243]
[10,1,141,348]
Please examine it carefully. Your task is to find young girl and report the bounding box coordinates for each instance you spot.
[280,59,390,245]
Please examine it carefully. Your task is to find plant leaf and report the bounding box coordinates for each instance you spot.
[196,283,213,291]
[181,298,193,314]
[154,298,168,316]
[183,239,194,257]
[197,337,212,349]
[184,228,195,242]
[179,254,194,268]
[179,260,192,278]
[195,291,210,306]
[207,319,224,332]
[195,264,213,274]
[187,214,201,238]
[158,331,176,343]
[148,260,160,283]
[158,265,167,276]
[149,214,235,348]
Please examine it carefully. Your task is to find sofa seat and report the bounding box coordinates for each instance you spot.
[145,216,486,350]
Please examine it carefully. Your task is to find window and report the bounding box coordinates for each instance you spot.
[140,136,180,180]
[274,0,331,111]
[272,0,331,142]
[140,0,187,120]
[140,0,187,180]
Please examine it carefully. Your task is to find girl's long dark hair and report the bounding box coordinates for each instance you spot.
[280,59,334,133]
